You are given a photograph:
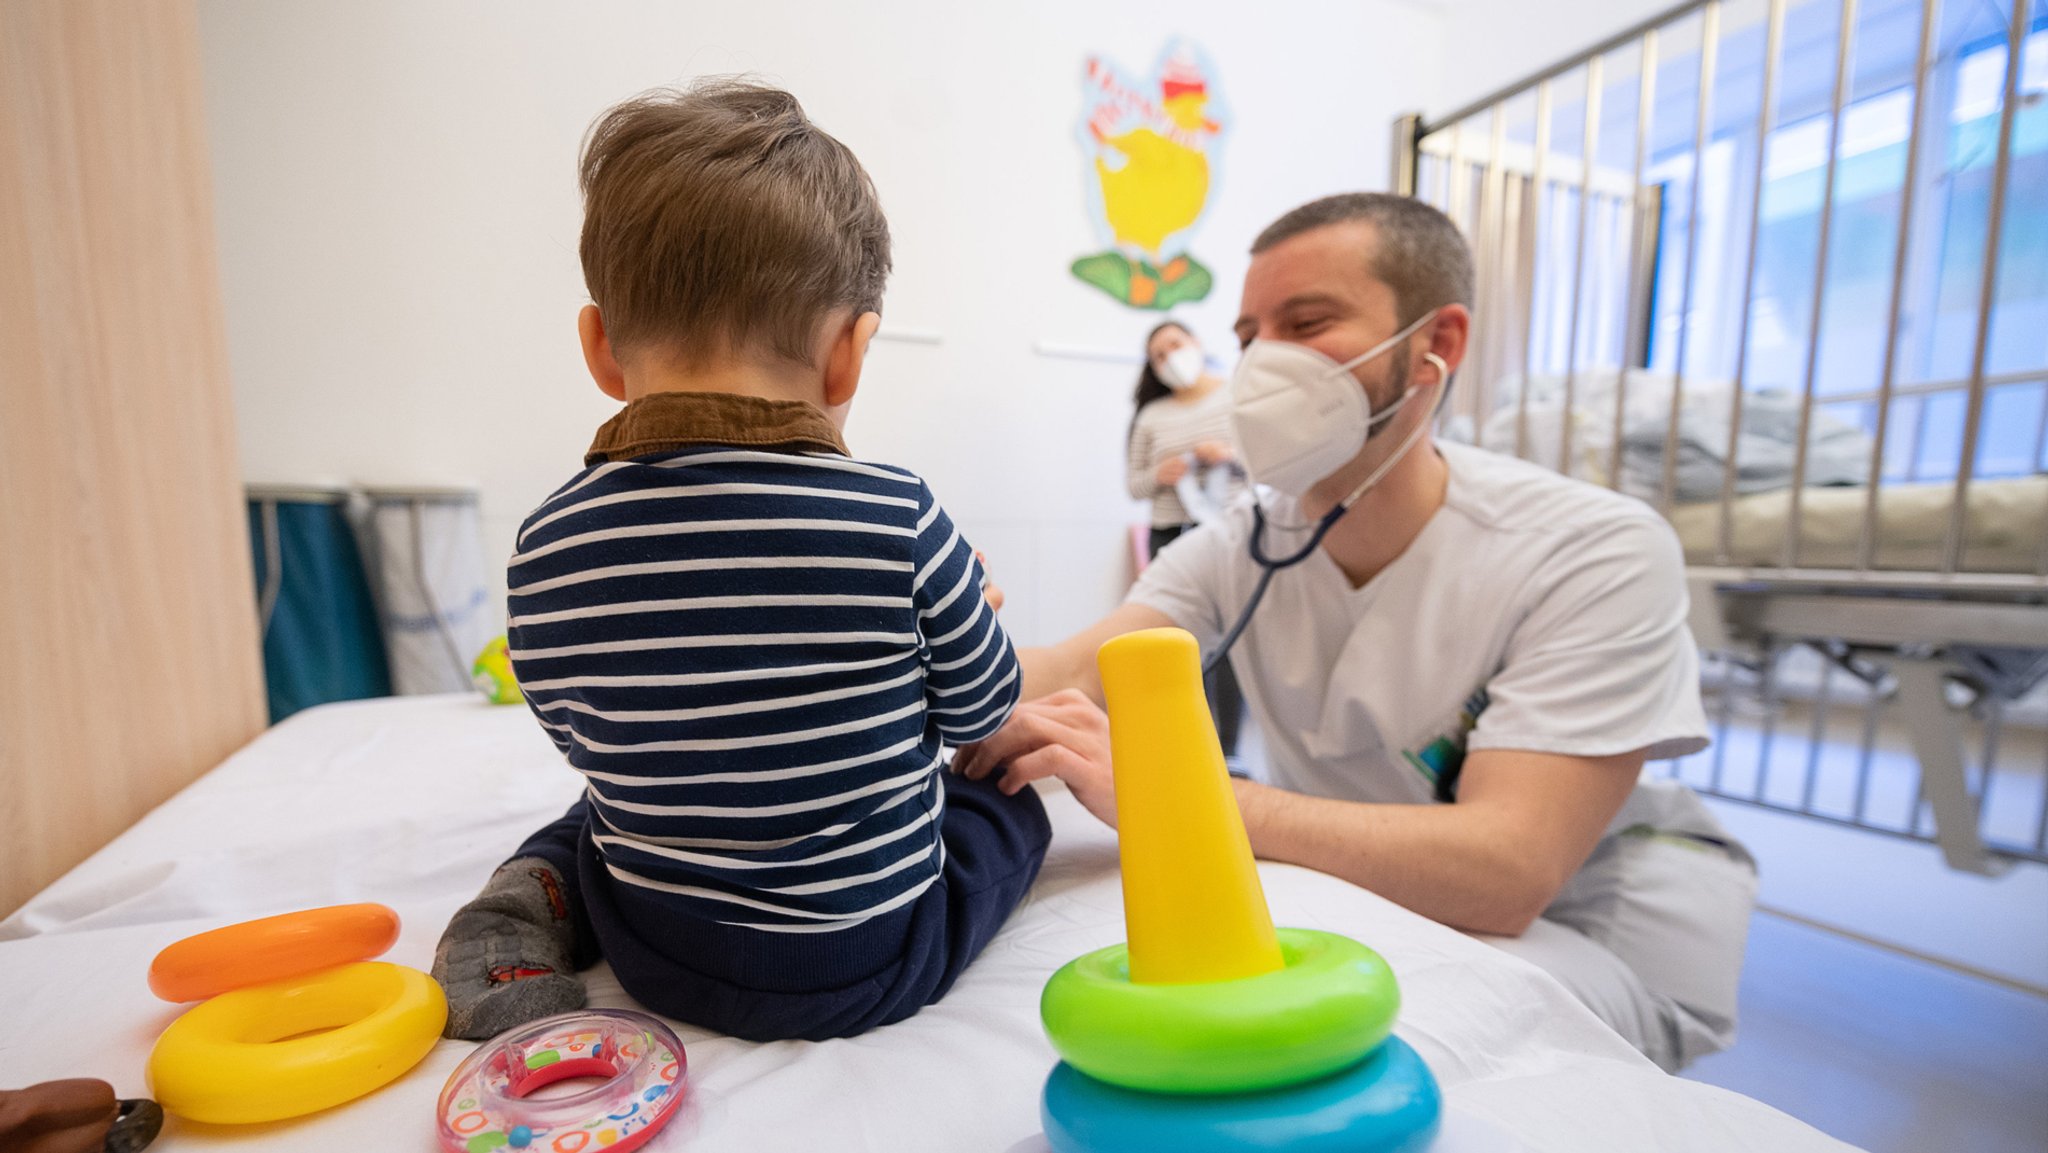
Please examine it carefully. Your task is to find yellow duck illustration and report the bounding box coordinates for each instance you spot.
[1093,124,1209,258]
[1074,45,1224,309]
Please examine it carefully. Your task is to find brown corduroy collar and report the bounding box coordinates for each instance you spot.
[585,392,850,466]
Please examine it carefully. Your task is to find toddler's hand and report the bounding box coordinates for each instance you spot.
[1155,456,1191,487]
[1193,441,1235,467]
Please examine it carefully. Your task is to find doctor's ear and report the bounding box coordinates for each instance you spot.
[1420,303,1470,380]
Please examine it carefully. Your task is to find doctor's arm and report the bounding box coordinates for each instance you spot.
[955,695,1641,937]
[1284,513,1697,933]
[1014,601,1175,705]
[1228,746,1642,936]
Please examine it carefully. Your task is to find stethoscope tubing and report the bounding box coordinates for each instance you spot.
[1200,500,1346,674]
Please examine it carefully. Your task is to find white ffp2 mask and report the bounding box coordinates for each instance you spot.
[1227,309,1440,495]
[1158,345,1206,391]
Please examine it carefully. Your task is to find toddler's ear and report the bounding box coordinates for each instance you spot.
[823,311,882,412]
[578,305,628,402]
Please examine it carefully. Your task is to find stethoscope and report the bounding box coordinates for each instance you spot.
[1201,351,1451,675]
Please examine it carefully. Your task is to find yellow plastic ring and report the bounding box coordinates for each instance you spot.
[148,961,447,1124]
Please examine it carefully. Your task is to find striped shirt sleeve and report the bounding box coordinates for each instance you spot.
[911,483,1020,744]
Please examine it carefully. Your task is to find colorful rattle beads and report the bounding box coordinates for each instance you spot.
[435,1009,688,1153]
[1039,629,1442,1152]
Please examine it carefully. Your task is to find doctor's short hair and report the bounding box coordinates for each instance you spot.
[1251,193,1474,328]
[578,78,892,366]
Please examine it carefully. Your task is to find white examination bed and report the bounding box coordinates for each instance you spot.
[0,695,1853,1152]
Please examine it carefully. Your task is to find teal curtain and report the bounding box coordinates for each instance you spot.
[248,497,393,724]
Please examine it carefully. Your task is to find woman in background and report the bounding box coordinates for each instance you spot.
[1124,319,1244,755]
[1127,320,1240,556]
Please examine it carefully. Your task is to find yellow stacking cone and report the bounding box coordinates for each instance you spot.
[1098,628,1283,985]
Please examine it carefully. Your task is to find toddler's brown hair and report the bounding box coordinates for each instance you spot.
[578,78,891,366]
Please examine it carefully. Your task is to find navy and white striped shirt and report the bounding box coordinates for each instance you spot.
[507,423,1019,935]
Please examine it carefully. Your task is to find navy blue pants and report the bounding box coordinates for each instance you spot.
[513,771,1050,1042]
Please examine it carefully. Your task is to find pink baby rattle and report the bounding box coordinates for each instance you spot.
[436,1009,687,1153]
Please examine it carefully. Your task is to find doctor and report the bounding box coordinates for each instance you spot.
[957,193,1757,1072]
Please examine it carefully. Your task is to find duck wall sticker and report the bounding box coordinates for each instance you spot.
[1073,40,1229,311]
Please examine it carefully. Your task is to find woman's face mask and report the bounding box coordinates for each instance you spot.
[1157,344,1206,391]
[1228,308,1440,495]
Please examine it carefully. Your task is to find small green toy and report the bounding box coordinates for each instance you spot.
[472,636,521,705]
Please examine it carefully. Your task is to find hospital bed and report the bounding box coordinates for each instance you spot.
[1396,0,2048,877]
[0,694,1850,1152]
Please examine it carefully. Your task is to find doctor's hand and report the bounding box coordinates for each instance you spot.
[954,690,1118,828]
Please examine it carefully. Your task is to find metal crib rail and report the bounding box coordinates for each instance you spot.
[1400,0,2048,872]
[1682,637,2048,871]
[1687,567,2048,871]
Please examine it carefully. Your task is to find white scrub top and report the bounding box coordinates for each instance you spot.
[1128,439,1715,836]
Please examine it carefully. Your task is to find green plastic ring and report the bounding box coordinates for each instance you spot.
[1040,928,1400,1095]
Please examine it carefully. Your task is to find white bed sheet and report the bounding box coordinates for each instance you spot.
[0,695,1855,1153]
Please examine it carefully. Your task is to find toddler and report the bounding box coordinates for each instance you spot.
[431,79,1050,1042]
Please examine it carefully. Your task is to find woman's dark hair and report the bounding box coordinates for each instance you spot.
[1128,320,1195,447]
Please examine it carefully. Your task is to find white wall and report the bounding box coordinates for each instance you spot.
[198,0,1445,646]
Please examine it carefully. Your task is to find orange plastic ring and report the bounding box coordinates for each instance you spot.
[148,903,401,1002]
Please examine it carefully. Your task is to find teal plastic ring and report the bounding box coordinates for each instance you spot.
[1042,1035,1442,1153]
[1040,928,1400,1095]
